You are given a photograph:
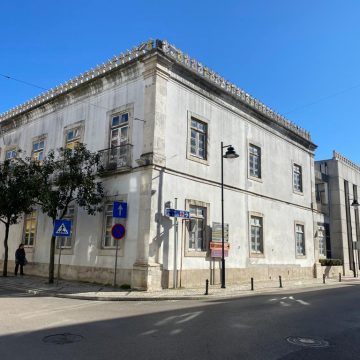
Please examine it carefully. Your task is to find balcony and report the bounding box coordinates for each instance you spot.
[98,144,132,173]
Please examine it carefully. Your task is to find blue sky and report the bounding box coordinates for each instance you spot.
[1,1,360,162]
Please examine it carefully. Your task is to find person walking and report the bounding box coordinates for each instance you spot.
[14,244,26,276]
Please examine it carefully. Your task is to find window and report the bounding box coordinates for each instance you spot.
[250,216,263,253]
[315,183,327,204]
[318,227,326,257]
[293,164,303,192]
[295,223,305,256]
[5,148,16,160]
[104,203,116,247]
[190,118,207,159]
[23,210,37,246]
[108,113,129,167]
[65,127,81,150]
[111,113,129,150]
[32,139,45,162]
[188,205,207,251]
[249,144,261,178]
[56,205,75,249]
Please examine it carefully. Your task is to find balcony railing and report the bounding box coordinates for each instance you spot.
[98,144,132,173]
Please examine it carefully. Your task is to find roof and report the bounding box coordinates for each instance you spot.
[0,39,311,142]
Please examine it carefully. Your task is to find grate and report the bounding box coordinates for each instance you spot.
[286,336,329,348]
[42,333,84,345]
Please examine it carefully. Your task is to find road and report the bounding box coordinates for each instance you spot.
[0,284,360,359]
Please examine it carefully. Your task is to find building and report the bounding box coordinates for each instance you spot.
[315,151,360,277]
[0,39,318,290]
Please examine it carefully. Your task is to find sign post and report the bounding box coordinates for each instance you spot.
[164,203,190,288]
[53,219,72,285]
[111,223,126,287]
[173,198,178,288]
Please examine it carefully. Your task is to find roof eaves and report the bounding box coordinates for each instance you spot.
[157,39,312,143]
[0,39,155,124]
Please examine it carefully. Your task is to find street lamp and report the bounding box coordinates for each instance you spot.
[351,198,359,277]
[221,142,239,289]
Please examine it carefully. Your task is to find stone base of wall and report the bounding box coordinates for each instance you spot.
[131,262,163,291]
[1,260,316,290]
[1,260,132,287]
[163,265,314,288]
[317,265,345,278]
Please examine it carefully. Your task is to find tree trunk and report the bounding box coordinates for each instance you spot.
[48,234,56,284]
[2,222,10,277]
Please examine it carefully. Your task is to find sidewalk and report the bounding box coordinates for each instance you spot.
[0,274,358,301]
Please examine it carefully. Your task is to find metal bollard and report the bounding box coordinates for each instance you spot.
[251,277,254,291]
[339,273,342,282]
[205,279,209,295]
[279,275,283,288]
[323,274,326,284]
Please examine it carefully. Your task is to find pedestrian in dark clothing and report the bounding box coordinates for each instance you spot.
[15,244,26,276]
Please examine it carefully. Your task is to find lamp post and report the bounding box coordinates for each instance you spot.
[351,198,359,277]
[221,142,239,288]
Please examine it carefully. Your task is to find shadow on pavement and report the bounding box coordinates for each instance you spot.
[1,285,360,360]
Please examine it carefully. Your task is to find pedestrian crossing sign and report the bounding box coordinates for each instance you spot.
[53,219,72,237]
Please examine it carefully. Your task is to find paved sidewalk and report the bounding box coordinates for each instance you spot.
[0,274,358,301]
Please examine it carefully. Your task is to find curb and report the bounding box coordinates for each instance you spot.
[55,293,208,301]
[0,278,357,302]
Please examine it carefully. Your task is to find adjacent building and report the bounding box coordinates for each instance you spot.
[315,151,360,277]
[0,39,336,290]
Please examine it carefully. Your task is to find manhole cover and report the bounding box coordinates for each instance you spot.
[286,336,329,348]
[43,333,84,345]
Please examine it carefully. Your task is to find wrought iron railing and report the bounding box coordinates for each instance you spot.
[98,144,132,172]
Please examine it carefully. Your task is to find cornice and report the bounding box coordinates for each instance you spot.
[157,40,312,143]
[1,38,312,146]
[0,39,155,126]
[333,150,360,173]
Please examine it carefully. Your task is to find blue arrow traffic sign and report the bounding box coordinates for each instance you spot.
[113,201,127,218]
[53,219,72,237]
[111,223,126,240]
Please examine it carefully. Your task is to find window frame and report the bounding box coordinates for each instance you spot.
[4,147,17,161]
[317,225,326,258]
[184,199,210,257]
[248,212,265,257]
[23,209,38,248]
[106,105,133,149]
[110,112,130,151]
[295,221,306,257]
[293,163,303,194]
[186,112,209,165]
[31,135,46,162]
[63,121,84,150]
[248,143,262,181]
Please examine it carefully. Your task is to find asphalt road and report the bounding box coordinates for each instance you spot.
[0,284,360,360]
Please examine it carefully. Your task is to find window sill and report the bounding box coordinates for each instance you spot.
[249,252,265,258]
[296,255,306,259]
[293,189,304,196]
[248,175,263,183]
[186,154,209,166]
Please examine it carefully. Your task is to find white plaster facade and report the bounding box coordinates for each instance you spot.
[0,40,319,289]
